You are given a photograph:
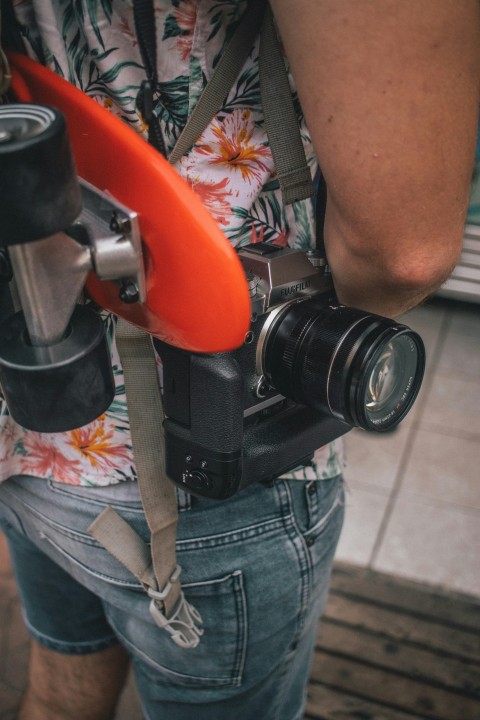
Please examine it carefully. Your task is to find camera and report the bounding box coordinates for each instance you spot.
[154,243,425,500]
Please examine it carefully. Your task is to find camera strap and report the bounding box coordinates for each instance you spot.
[259,4,313,204]
[88,1,314,650]
[168,1,313,204]
[168,0,267,164]
[88,319,203,650]
[133,0,167,157]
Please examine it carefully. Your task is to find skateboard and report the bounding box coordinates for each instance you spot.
[7,51,251,354]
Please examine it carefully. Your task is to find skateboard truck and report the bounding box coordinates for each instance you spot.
[0,104,146,432]
[1,52,252,432]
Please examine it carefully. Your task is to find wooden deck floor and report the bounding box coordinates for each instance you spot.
[308,563,480,720]
[1,527,479,719]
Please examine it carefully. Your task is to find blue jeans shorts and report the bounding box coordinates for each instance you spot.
[0,474,344,720]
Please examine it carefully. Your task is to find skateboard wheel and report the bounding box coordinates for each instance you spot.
[0,104,81,246]
[0,305,115,432]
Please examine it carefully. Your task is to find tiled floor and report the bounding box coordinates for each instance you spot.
[336,297,480,598]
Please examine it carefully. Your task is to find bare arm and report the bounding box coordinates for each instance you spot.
[270,0,480,316]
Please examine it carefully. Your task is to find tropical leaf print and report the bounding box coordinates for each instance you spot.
[221,66,261,115]
[289,198,316,252]
[164,12,183,39]
[154,75,191,139]
[67,418,132,472]
[164,0,197,63]
[187,55,205,114]
[15,20,51,71]
[208,0,247,67]
[1,0,341,487]
[88,56,141,88]
[19,432,83,484]
[229,191,286,247]
[113,467,138,483]
[58,0,142,108]
[60,0,113,50]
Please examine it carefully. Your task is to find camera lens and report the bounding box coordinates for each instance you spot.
[262,299,425,431]
[353,329,423,429]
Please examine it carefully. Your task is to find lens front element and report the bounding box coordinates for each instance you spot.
[356,330,423,430]
[263,299,425,432]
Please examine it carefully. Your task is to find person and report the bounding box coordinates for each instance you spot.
[0,1,478,719]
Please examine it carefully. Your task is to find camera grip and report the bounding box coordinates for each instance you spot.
[240,405,350,488]
[156,342,245,498]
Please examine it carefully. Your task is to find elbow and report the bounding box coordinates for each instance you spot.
[383,232,463,296]
[325,210,466,314]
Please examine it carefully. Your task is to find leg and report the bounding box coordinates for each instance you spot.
[18,640,130,720]
[0,505,130,720]
[0,474,343,719]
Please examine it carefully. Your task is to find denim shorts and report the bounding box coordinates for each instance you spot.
[0,474,344,720]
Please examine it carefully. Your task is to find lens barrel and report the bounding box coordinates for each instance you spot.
[262,297,425,432]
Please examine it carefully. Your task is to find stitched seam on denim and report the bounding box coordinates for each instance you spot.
[22,613,117,650]
[303,484,344,540]
[230,570,248,686]
[270,646,306,720]
[278,481,313,636]
[3,484,290,551]
[291,707,306,720]
[123,630,242,686]
[305,480,319,527]
[181,571,239,590]
[1,484,142,547]
[106,575,247,687]
[40,532,143,589]
[47,479,145,511]
[176,516,288,551]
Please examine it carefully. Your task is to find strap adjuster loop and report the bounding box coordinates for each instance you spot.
[147,564,181,604]
[149,591,204,649]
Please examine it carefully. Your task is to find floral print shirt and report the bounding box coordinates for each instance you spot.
[0,0,344,486]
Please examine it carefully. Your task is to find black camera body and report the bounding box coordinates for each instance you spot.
[155,243,425,500]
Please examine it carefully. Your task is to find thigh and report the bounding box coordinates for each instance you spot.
[0,474,344,720]
[1,521,118,653]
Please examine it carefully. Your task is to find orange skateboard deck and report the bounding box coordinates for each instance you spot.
[8,52,251,353]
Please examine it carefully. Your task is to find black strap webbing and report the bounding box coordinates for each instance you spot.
[133,0,167,156]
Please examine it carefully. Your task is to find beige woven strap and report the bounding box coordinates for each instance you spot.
[89,319,203,649]
[259,4,313,204]
[168,0,267,165]
[169,1,312,206]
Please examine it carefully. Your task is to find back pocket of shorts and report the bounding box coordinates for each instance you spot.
[104,569,247,690]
